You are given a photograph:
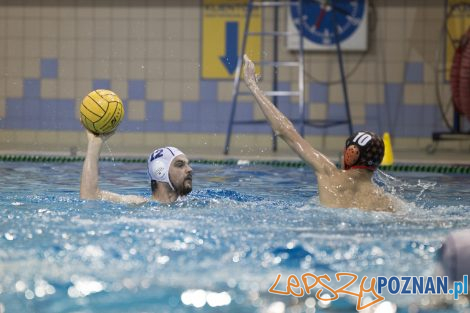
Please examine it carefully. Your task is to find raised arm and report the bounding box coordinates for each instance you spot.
[80,130,147,205]
[243,54,337,175]
[80,130,105,199]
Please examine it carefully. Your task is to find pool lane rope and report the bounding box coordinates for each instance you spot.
[1,154,469,174]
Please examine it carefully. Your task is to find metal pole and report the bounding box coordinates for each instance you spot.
[272,1,279,151]
[224,1,254,154]
[298,0,306,137]
[331,0,353,135]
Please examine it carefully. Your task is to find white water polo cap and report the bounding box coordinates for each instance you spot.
[148,147,184,190]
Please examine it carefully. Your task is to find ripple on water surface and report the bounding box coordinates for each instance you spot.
[0,162,469,312]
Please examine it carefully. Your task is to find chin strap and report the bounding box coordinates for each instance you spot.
[348,165,377,171]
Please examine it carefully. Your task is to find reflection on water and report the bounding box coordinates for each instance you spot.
[0,162,469,312]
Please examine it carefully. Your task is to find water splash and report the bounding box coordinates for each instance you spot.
[103,140,116,165]
[0,163,469,312]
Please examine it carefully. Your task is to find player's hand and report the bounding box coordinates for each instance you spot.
[243,54,257,86]
[85,129,115,143]
[100,130,115,142]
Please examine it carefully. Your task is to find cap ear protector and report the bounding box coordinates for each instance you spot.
[343,131,384,170]
[343,145,361,168]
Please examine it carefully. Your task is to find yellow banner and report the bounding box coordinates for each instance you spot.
[201,0,262,79]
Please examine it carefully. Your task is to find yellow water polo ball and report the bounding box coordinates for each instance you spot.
[80,89,124,135]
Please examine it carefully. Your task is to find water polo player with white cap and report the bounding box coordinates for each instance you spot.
[243,54,403,212]
[147,147,193,201]
[80,130,192,204]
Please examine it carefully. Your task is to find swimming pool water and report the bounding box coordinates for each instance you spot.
[1,161,470,313]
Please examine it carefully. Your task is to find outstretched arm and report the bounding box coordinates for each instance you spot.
[243,54,337,175]
[80,130,147,205]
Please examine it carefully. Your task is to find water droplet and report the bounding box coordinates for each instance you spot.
[15,281,27,292]
[25,289,34,300]
[4,232,15,241]
[157,255,170,264]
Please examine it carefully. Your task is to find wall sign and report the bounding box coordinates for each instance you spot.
[201,0,262,79]
[287,0,368,51]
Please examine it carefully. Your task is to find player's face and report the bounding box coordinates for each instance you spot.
[169,155,192,196]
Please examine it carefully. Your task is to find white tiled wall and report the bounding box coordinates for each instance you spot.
[0,0,468,157]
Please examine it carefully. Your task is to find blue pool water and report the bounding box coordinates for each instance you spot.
[1,161,470,313]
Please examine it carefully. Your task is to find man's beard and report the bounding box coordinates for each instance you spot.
[175,178,192,196]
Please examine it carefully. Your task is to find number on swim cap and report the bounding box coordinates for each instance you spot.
[150,149,164,161]
[352,132,372,146]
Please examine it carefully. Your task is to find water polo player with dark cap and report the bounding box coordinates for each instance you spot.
[243,54,402,212]
[343,131,385,171]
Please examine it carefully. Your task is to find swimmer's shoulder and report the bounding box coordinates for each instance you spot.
[349,178,404,212]
[370,186,406,212]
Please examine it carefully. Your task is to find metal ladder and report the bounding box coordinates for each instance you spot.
[224,0,353,154]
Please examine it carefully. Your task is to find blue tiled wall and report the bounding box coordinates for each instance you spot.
[0,58,454,137]
[40,59,59,79]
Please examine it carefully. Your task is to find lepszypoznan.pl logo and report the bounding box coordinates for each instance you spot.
[268,272,468,310]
